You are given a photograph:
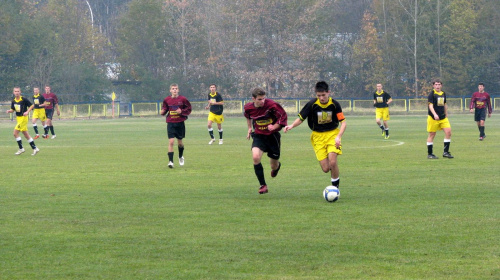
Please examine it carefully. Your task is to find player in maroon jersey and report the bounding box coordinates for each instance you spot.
[469,83,493,141]
[42,85,60,139]
[161,84,192,168]
[244,88,288,194]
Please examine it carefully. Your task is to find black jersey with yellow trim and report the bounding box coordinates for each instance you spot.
[373,91,391,108]
[298,97,345,132]
[11,96,32,117]
[428,90,447,120]
[208,92,223,115]
[33,94,46,109]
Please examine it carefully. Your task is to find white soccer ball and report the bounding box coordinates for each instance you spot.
[323,186,340,202]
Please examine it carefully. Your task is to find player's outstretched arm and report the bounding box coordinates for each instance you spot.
[284,118,303,133]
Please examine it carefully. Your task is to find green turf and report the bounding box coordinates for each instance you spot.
[1,114,499,279]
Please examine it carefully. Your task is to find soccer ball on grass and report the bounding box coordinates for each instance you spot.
[323,186,340,202]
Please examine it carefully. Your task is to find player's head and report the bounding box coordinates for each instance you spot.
[315,81,329,93]
[478,83,485,92]
[209,84,217,92]
[376,83,383,91]
[33,87,40,94]
[13,87,21,97]
[432,79,442,91]
[315,81,330,104]
[251,88,266,107]
[44,85,51,93]
[170,83,179,96]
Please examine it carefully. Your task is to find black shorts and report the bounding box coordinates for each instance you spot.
[167,122,186,139]
[45,109,54,120]
[251,132,281,160]
[474,108,486,122]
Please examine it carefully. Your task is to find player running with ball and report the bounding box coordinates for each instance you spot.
[284,81,346,188]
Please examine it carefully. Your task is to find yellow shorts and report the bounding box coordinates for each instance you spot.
[310,129,342,161]
[427,116,451,132]
[15,116,29,132]
[375,107,390,120]
[32,108,47,121]
[208,112,224,124]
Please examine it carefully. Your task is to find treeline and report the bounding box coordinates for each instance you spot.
[1,0,499,103]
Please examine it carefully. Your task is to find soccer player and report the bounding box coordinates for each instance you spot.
[204,84,224,145]
[5,87,40,155]
[160,84,192,168]
[469,83,492,141]
[244,88,288,194]
[31,87,48,139]
[426,79,453,159]
[284,81,346,188]
[42,85,60,139]
[373,83,392,139]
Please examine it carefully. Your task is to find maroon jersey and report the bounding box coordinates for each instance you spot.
[42,92,58,109]
[162,95,192,123]
[470,91,492,113]
[244,99,288,135]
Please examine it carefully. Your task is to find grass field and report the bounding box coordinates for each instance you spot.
[1,114,499,279]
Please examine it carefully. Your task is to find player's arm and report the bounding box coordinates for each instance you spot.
[469,94,475,113]
[246,118,253,140]
[24,104,35,116]
[284,117,303,133]
[386,97,393,105]
[444,103,448,119]
[487,95,493,116]
[428,103,439,120]
[335,120,347,148]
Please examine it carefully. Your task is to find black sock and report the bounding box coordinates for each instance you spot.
[33,125,39,134]
[254,163,266,186]
[17,139,23,149]
[379,125,384,130]
[168,152,174,162]
[427,144,433,155]
[331,178,340,188]
[44,126,49,135]
[219,130,223,139]
[479,126,485,137]
[444,141,450,153]
[209,130,214,139]
[29,139,36,149]
[178,145,184,158]
[50,125,55,135]
[385,129,389,136]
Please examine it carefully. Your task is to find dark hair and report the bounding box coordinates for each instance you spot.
[315,81,329,92]
[478,82,485,86]
[210,84,217,88]
[170,83,178,89]
[432,79,442,85]
[251,88,266,98]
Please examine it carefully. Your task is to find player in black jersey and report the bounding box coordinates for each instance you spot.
[284,81,347,188]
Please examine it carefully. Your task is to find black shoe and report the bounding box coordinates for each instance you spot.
[427,154,438,159]
[442,152,454,159]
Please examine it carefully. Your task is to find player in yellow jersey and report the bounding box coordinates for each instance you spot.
[426,79,453,159]
[31,87,48,139]
[205,84,224,145]
[284,81,347,188]
[5,87,40,155]
[373,83,392,139]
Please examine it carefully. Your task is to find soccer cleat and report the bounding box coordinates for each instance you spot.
[15,148,25,155]
[479,136,483,141]
[427,154,438,159]
[179,156,184,166]
[442,152,454,159]
[271,162,281,178]
[168,161,174,168]
[42,134,49,139]
[381,130,385,136]
[51,135,56,139]
[208,139,215,145]
[258,185,268,194]
[34,134,40,139]
[384,135,390,139]
[31,147,40,156]
[219,139,223,145]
